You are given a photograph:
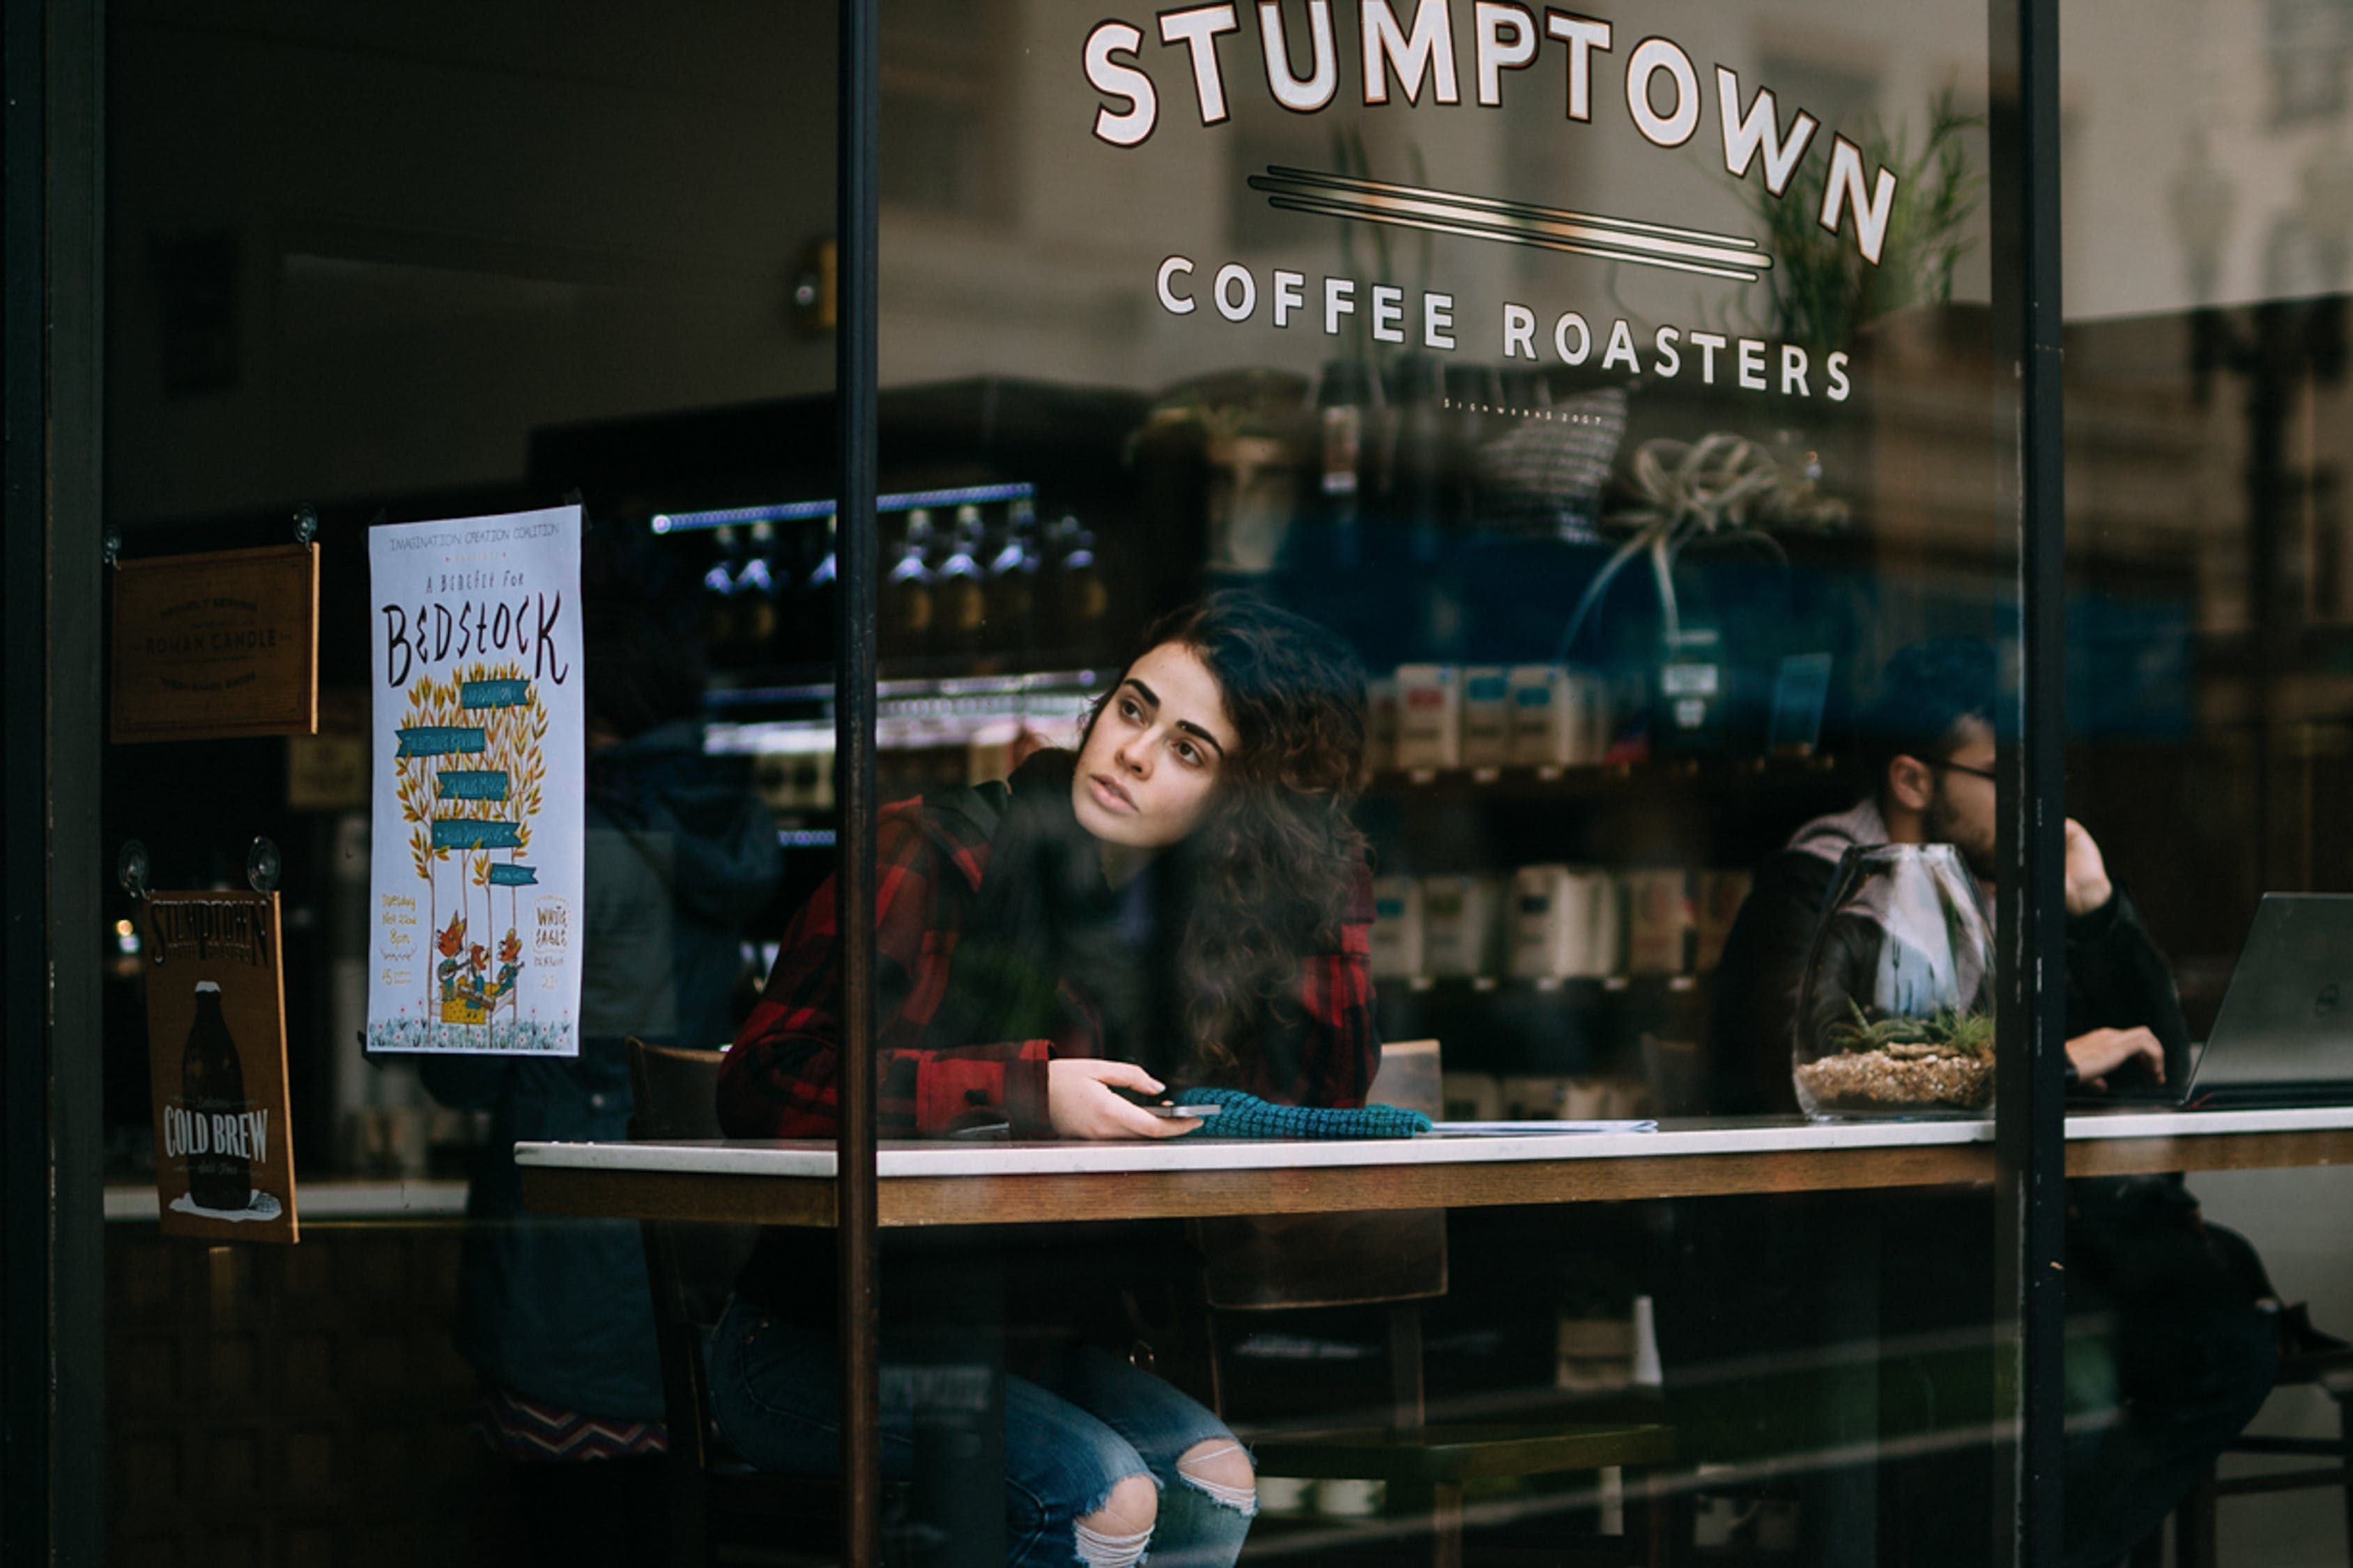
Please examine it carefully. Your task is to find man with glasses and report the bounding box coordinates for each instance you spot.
[1690,638,2281,1568]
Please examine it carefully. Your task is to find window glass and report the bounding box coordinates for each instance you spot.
[101,3,831,1560]
[2063,15,2353,1561]
[728,3,2014,1561]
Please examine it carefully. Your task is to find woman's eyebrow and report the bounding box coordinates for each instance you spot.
[1124,677,1225,757]
[1174,719,1225,758]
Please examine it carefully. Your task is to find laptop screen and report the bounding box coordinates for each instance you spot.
[2191,893,2353,1102]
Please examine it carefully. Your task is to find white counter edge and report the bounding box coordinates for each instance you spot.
[513,1105,2353,1181]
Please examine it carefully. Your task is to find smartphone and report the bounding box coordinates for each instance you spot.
[1148,1103,1221,1119]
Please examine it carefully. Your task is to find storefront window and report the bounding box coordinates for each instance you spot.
[2062,10,2353,1558]
[46,4,2346,1567]
[99,5,834,1562]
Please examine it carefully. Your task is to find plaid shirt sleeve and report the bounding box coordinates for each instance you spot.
[1258,856,1381,1109]
[716,806,1054,1139]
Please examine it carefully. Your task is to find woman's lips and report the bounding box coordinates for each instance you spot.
[1088,774,1135,813]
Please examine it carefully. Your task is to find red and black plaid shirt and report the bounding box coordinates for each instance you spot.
[718,794,1379,1139]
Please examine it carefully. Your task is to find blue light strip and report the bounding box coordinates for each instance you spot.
[651,481,1036,535]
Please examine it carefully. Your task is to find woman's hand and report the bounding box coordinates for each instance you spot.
[1047,1059,1201,1140]
[2066,1027,2164,1092]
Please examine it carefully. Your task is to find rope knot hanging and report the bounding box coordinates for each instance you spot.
[1555,433,1849,660]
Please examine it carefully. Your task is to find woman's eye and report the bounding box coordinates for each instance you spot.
[1174,739,1202,767]
[1119,698,1142,721]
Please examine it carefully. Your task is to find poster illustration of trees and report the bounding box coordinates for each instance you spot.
[367,507,582,1055]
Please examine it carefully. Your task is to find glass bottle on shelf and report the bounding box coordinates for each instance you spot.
[935,503,989,661]
[737,521,785,664]
[795,512,838,666]
[182,980,250,1213]
[1045,513,1106,662]
[882,507,937,662]
[1792,844,1995,1121]
[987,498,1042,658]
[703,524,744,657]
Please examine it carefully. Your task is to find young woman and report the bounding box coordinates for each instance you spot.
[710,592,1378,1568]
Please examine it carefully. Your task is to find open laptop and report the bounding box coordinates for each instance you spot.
[2185,893,2353,1109]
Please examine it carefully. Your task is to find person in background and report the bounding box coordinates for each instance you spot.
[711,592,1378,1568]
[1702,639,2285,1568]
[422,537,781,1567]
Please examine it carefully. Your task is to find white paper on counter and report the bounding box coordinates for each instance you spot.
[1426,1120,1660,1136]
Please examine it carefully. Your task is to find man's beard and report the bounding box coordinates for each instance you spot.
[1922,784,1998,882]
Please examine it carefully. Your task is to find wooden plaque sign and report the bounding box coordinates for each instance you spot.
[141,889,299,1243]
[112,542,319,742]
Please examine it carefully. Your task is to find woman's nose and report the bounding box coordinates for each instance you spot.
[1114,732,1150,776]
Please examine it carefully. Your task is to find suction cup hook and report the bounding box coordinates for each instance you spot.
[246,837,281,895]
[293,505,318,548]
[116,840,150,902]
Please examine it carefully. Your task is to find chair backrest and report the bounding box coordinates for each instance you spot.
[627,1039,760,1469]
[1194,1040,1448,1312]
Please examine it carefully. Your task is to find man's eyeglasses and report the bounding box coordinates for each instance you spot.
[1929,758,1998,783]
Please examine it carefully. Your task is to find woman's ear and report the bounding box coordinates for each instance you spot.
[1886,754,1936,815]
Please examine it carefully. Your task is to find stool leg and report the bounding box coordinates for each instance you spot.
[2338,1390,2353,1565]
[1431,1480,1464,1568]
[2176,1464,2219,1568]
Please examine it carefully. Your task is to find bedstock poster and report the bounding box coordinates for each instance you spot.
[366,506,584,1057]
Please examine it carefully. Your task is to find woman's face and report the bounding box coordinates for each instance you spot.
[1071,641,1237,852]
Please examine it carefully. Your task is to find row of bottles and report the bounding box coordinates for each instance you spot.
[697,498,1107,670]
[882,500,1105,665]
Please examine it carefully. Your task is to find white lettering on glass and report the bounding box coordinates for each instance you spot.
[1085,22,1158,146]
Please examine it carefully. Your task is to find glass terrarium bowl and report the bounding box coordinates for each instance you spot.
[1791,843,1997,1121]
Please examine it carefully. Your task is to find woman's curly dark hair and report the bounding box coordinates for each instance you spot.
[1084,590,1369,1082]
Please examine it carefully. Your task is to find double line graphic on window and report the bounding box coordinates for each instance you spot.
[1246,166,1773,284]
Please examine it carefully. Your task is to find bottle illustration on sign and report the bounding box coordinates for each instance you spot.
[182,981,250,1214]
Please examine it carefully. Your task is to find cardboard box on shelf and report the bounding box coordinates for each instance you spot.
[1370,875,1425,978]
[1624,869,1694,975]
[1421,875,1503,978]
[1512,864,1621,979]
[1459,666,1513,769]
[1508,664,1610,767]
[1394,664,1462,771]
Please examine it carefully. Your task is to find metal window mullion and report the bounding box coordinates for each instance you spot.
[1988,0,2069,1564]
[834,0,883,1562]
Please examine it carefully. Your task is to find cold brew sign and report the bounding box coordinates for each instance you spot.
[365,506,583,1056]
[143,890,298,1243]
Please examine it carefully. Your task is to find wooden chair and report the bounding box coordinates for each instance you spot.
[2166,1342,2353,1568]
[627,1038,905,1567]
[1193,1041,1678,1568]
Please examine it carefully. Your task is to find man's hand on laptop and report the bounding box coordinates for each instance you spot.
[2067,1026,2165,1092]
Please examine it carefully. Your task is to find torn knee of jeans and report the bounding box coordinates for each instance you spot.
[1176,1439,1259,1516]
[1073,1471,1157,1568]
[1071,1519,1152,1568]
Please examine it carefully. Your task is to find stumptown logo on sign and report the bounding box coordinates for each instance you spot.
[1084,1,1897,401]
[143,890,299,1243]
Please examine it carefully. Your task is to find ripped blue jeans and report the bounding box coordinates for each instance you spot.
[707,1295,1255,1568]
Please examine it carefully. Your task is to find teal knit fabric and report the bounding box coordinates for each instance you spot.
[1171,1087,1431,1139]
